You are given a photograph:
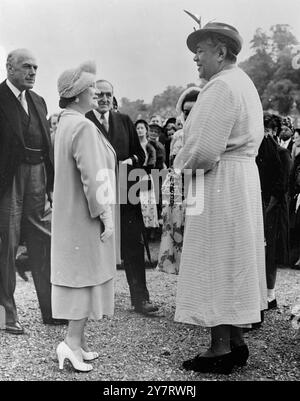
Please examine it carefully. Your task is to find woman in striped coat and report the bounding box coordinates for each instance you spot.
[174,21,267,374]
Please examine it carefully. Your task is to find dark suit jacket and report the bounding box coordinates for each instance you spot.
[148,139,166,170]
[86,110,146,204]
[286,138,294,155]
[256,135,284,204]
[0,80,54,200]
[86,110,145,164]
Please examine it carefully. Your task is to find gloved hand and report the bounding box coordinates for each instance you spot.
[100,208,114,243]
[121,158,133,166]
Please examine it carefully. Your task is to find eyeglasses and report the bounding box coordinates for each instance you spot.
[97,91,113,98]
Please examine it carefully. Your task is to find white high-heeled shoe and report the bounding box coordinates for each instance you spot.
[56,341,93,372]
[81,348,99,361]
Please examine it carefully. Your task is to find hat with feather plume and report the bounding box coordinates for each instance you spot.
[184,10,243,55]
[57,60,97,98]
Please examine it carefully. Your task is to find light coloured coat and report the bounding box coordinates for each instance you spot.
[174,66,267,327]
[51,109,119,288]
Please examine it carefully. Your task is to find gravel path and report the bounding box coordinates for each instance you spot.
[0,244,299,381]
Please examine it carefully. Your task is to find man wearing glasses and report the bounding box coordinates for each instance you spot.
[86,80,160,315]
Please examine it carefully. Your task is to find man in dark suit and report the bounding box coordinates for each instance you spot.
[0,48,63,334]
[279,124,294,155]
[86,79,159,315]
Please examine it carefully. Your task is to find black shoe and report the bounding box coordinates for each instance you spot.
[43,318,68,325]
[134,301,159,314]
[182,352,235,375]
[267,299,277,310]
[231,344,249,367]
[291,264,300,270]
[5,321,25,335]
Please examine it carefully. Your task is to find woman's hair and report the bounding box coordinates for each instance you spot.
[164,117,176,128]
[181,89,201,111]
[59,96,77,109]
[48,113,59,128]
[135,119,149,131]
[148,124,162,135]
[201,32,239,62]
[263,112,282,137]
[281,116,294,133]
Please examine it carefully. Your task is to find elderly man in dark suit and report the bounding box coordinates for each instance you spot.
[86,79,159,315]
[0,48,64,334]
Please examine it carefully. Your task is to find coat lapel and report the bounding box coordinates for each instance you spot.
[88,110,109,139]
[26,91,51,151]
[0,81,25,146]
[108,111,117,138]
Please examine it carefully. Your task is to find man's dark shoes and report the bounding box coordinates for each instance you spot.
[5,321,24,335]
[134,301,159,315]
[182,352,235,374]
[231,344,249,367]
[43,318,68,325]
[267,299,277,310]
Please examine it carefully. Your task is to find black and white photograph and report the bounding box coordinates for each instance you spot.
[0,0,299,386]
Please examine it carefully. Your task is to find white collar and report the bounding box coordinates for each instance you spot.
[93,109,109,121]
[280,138,291,148]
[6,79,23,98]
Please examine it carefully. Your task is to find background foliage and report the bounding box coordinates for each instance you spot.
[119,24,300,122]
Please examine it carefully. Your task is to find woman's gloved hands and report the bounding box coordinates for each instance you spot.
[100,208,114,242]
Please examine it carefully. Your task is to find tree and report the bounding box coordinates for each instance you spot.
[119,98,150,122]
[239,52,274,97]
[118,84,199,122]
[262,79,297,115]
[239,24,300,114]
[250,28,271,53]
[270,24,298,58]
[149,85,184,118]
[239,28,275,97]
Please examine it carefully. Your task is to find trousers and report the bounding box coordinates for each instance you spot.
[0,163,52,323]
[121,203,149,306]
[264,195,290,289]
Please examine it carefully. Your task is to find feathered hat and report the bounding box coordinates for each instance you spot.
[184,10,243,55]
[57,60,97,98]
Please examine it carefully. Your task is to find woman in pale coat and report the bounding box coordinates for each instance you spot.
[174,21,267,374]
[51,61,118,372]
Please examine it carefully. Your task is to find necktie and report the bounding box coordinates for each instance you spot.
[18,91,28,114]
[100,114,109,132]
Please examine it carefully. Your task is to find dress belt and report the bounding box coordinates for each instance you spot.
[220,154,256,162]
[23,147,46,165]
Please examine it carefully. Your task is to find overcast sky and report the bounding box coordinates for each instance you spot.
[0,0,299,114]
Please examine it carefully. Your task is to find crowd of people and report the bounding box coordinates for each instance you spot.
[0,17,299,376]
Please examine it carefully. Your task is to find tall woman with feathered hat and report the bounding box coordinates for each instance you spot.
[174,16,267,374]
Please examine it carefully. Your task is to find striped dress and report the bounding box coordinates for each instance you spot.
[174,66,267,327]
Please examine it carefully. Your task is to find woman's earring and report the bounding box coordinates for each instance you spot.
[75,97,79,103]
